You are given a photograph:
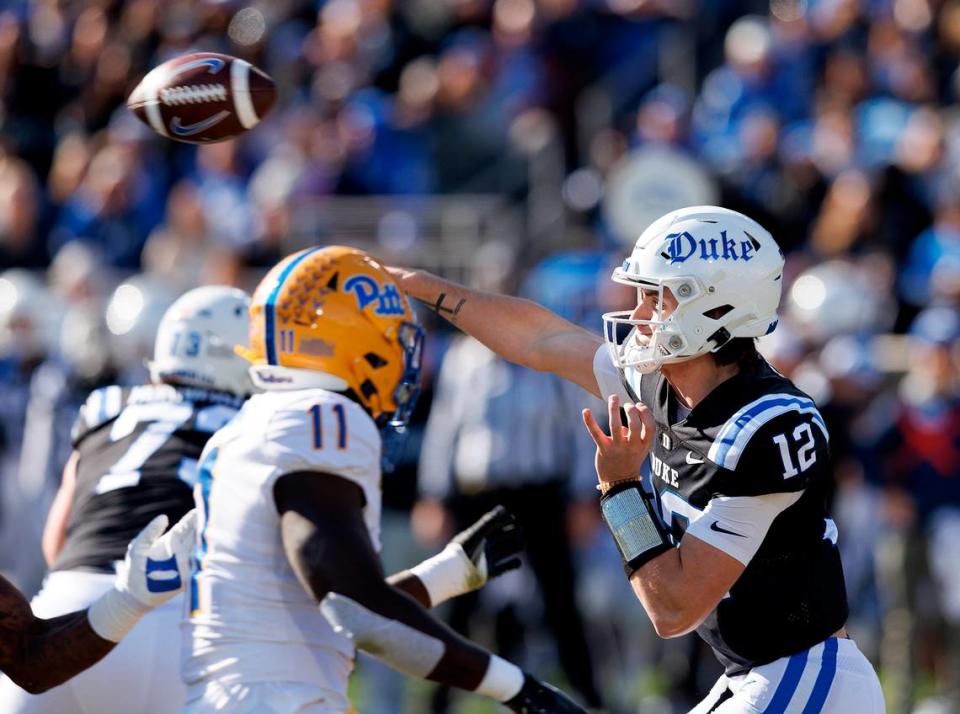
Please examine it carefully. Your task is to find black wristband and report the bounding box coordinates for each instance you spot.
[599,481,673,578]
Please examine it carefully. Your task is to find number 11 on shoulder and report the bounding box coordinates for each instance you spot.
[309,403,348,450]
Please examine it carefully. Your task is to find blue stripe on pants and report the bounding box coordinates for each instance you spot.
[764,650,809,713]
[800,638,839,714]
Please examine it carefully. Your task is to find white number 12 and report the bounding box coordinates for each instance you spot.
[772,423,816,479]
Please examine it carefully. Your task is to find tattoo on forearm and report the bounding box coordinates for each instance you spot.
[0,575,114,693]
[433,293,466,319]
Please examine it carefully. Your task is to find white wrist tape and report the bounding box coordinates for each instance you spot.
[87,587,148,643]
[408,542,482,607]
[475,654,524,702]
[320,593,445,678]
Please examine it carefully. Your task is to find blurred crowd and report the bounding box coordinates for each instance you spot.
[2,0,960,712]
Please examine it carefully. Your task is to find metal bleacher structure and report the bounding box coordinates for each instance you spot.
[284,194,527,282]
[280,109,570,281]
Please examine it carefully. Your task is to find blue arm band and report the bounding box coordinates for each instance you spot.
[600,481,673,577]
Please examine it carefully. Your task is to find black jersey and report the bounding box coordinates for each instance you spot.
[633,358,848,675]
[53,384,243,573]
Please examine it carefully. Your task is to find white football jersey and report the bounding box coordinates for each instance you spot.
[181,388,383,704]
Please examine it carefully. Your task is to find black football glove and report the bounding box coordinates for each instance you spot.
[452,505,523,581]
[504,674,587,713]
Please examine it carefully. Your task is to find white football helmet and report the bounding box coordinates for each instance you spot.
[105,274,178,371]
[0,269,61,361]
[785,258,895,344]
[603,206,784,374]
[148,286,253,397]
[59,303,113,381]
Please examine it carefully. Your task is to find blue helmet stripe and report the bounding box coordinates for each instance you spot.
[264,247,323,365]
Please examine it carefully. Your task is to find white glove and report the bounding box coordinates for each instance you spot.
[409,506,522,606]
[88,510,197,642]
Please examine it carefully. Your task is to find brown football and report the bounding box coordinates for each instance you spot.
[127,52,276,144]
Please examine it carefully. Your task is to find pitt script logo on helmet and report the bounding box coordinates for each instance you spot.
[238,245,424,434]
[602,206,784,375]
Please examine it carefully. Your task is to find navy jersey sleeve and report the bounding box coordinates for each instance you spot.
[71,386,127,448]
[708,395,831,497]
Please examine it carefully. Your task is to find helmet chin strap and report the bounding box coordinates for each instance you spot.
[616,365,642,403]
[707,326,733,351]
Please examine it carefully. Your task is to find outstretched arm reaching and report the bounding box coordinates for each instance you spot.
[275,471,586,713]
[0,575,113,694]
[388,267,603,397]
[0,510,196,693]
[388,505,523,609]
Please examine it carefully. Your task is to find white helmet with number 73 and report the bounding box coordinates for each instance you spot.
[149,285,253,396]
[603,205,785,374]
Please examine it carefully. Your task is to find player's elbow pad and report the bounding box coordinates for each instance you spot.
[319,592,445,678]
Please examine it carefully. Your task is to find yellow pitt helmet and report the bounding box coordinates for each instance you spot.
[241,246,424,429]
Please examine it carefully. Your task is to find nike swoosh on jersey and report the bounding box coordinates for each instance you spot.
[685,452,705,464]
[710,521,745,538]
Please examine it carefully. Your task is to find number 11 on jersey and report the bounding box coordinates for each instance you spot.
[309,403,347,450]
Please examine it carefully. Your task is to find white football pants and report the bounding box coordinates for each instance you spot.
[0,570,185,714]
[690,636,885,714]
[184,680,351,713]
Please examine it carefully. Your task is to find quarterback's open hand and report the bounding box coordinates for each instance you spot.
[116,510,197,610]
[452,505,523,587]
[504,674,587,713]
[582,394,655,485]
